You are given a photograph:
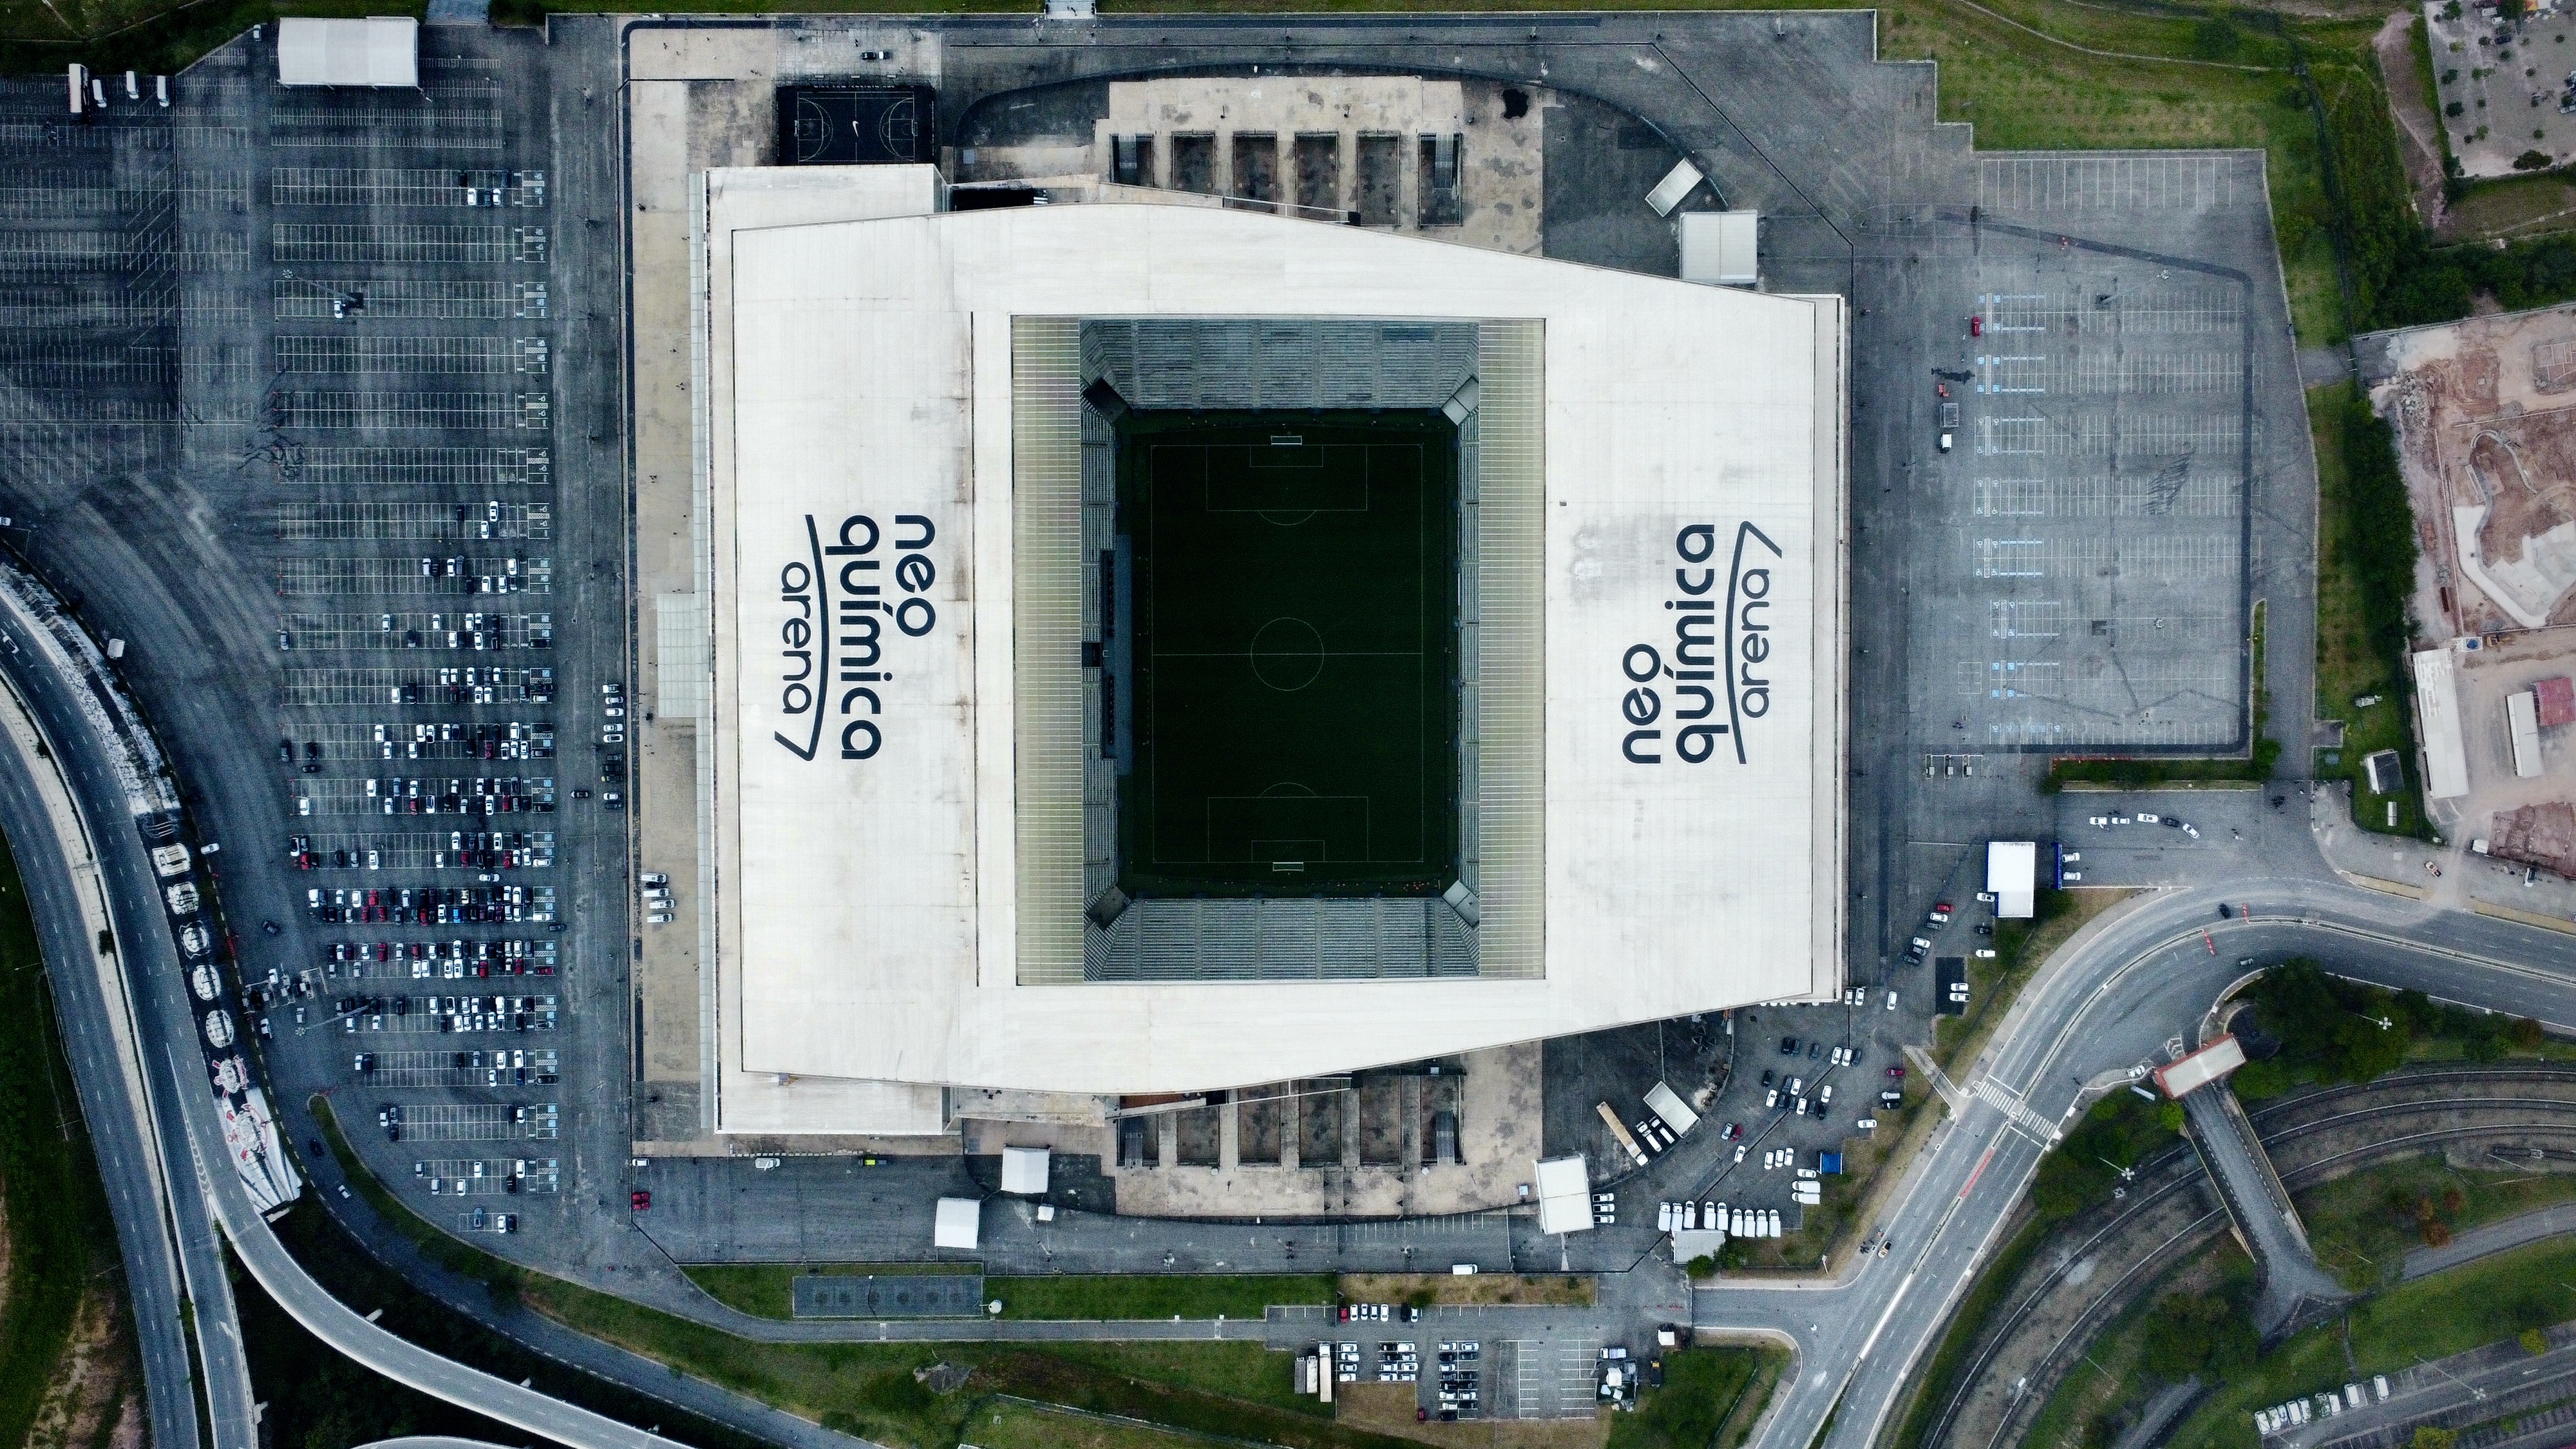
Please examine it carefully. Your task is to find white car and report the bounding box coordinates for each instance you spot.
[2183,823,2201,838]
[1886,990,1899,1010]
[1974,948,1996,959]
[1732,1144,1747,1163]
[1819,1084,1834,1106]
[1765,1088,1779,1109]
[2136,811,2161,824]
[2090,815,2109,827]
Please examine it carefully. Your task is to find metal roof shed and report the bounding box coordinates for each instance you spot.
[2412,648,2470,800]
[1986,840,2036,919]
[1532,1154,1595,1236]
[276,17,419,88]
[932,1197,981,1250]
[2512,690,2544,779]
[999,1145,1050,1195]
[1678,211,1760,289]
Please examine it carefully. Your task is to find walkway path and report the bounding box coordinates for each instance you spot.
[2179,1084,2351,1334]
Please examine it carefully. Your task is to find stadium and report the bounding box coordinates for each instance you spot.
[690,166,1850,1135]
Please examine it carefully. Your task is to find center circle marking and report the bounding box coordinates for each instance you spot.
[1249,616,1325,692]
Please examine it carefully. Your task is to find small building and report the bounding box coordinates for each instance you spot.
[932,1196,981,1250]
[2511,690,2545,779]
[2538,676,2576,728]
[275,17,419,89]
[2363,748,2404,796]
[1987,840,2036,918]
[999,1144,1050,1195]
[1679,211,1760,289]
[2152,1034,2247,1099]
[1532,1154,1595,1236]
[2412,648,2470,800]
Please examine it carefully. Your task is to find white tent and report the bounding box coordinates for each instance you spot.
[1533,1155,1595,1236]
[276,17,419,89]
[999,1145,1050,1195]
[932,1197,981,1250]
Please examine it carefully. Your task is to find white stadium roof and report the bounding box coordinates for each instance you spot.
[693,166,1848,1133]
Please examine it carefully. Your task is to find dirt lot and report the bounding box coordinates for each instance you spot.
[1338,1273,1593,1307]
[2369,307,2576,860]
[1336,1381,1608,1449]
[26,1284,142,1449]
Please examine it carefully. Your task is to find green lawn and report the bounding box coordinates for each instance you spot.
[992,1274,1334,1321]
[0,834,137,1449]
[682,1262,981,1320]
[1609,1347,1789,1449]
[2307,382,2430,839]
[518,1269,1436,1449]
[1121,413,1457,896]
[2169,1238,2576,1449]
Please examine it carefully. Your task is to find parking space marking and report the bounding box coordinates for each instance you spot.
[350,1046,559,1089]
[272,167,544,208]
[274,556,551,596]
[270,390,550,430]
[298,777,554,814]
[395,1103,559,1141]
[1978,155,2240,212]
[276,336,545,375]
[279,666,555,707]
[272,224,542,265]
[278,503,551,541]
[274,279,547,321]
[413,1156,560,1193]
[0,233,246,272]
[279,611,552,649]
[290,829,555,869]
[279,446,549,487]
[300,721,556,761]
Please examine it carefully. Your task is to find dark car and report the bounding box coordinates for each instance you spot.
[278,739,294,764]
[1780,1036,1799,1056]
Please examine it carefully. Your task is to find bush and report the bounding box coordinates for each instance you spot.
[2524,1329,2551,1354]
[2450,100,2468,116]
[2139,1287,2262,1382]
[2518,149,2556,170]
[2033,1094,2179,1220]
[2248,960,2412,1083]
[2509,1016,2548,1050]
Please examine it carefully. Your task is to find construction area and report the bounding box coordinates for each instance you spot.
[2364,303,2576,875]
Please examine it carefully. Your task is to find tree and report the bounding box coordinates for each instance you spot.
[2524,1329,2551,1355]
[2509,1016,2547,1050]
[2416,1428,2458,1449]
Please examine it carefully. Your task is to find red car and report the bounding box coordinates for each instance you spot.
[1887,1066,1908,1079]
[1723,1121,1743,1141]
[630,1190,650,1211]
[1967,315,1983,337]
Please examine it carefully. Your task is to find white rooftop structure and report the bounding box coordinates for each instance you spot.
[999,1146,1051,1195]
[692,164,1848,1133]
[1679,211,1760,289]
[1532,1155,1595,1236]
[2512,690,2544,779]
[1643,1081,1700,1137]
[274,17,419,88]
[1986,840,2036,920]
[932,1197,981,1250]
[2412,648,2470,800]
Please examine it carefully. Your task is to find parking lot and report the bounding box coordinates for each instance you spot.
[133,24,632,1259]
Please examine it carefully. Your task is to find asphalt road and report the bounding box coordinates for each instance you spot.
[0,557,701,1449]
[0,673,202,1449]
[1684,876,2576,1449]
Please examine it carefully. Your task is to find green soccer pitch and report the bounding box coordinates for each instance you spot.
[1115,410,1460,896]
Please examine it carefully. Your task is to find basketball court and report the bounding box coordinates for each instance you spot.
[1117,412,1459,895]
